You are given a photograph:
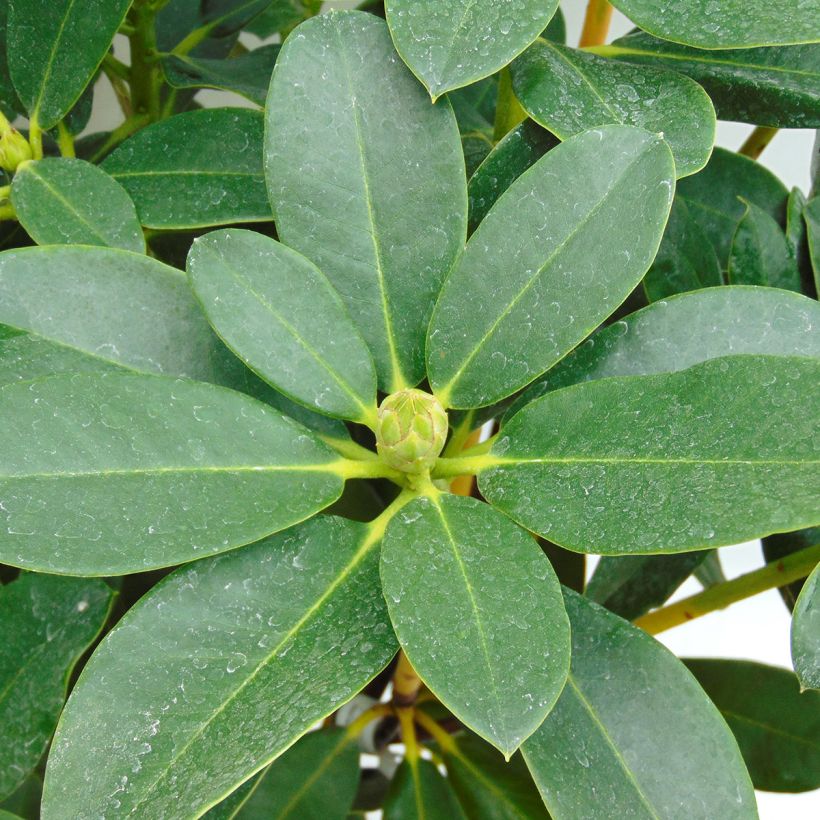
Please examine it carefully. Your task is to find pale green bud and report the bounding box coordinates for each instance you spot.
[375,389,448,474]
[0,112,32,173]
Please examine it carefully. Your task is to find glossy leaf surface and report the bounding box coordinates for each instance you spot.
[428,125,675,409]
[11,158,144,252]
[512,41,715,177]
[602,33,820,129]
[506,286,820,420]
[266,11,466,392]
[383,759,465,820]
[103,109,271,229]
[685,658,820,792]
[0,373,344,574]
[42,516,395,817]
[0,574,113,799]
[161,45,280,107]
[677,147,788,267]
[608,0,820,49]
[7,0,130,128]
[381,492,570,756]
[188,229,377,423]
[384,0,559,98]
[792,563,820,690]
[481,355,820,554]
[729,199,802,291]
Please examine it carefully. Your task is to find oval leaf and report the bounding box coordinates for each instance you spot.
[685,658,820,792]
[0,372,345,574]
[480,355,820,554]
[512,41,715,177]
[802,195,820,296]
[384,0,559,98]
[383,759,465,820]
[505,285,820,419]
[42,515,396,817]
[265,11,466,393]
[608,0,820,49]
[792,563,820,690]
[522,591,757,818]
[0,574,113,799]
[428,124,675,409]
[11,158,144,252]
[381,492,570,757]
[103,109,272,229]
[188,229,377,424]
[7,0,130,128]
[600,33,820,129]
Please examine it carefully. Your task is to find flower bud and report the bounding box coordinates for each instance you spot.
[375,389,448,474]
[0,111,32,173]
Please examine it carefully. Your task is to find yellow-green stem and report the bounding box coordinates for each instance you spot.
[393,651,423,707]
[579,0,614,47]
[28,118,43,160]
[493,67,526,142]
[344,703,393,739]
[739,126,779,160]
[56,122,75,157]
[397,706,420,761]
[636,543,820,634]
[413,710,457,755]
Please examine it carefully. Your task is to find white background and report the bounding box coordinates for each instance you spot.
[86,2,818,816]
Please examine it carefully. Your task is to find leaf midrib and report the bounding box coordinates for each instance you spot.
[29,0,80,120]
[0,463,341,480]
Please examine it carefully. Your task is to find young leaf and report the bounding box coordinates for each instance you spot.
[607,0,820,49]
[42,516,396,818]
[522,591,757,818]
[642,199,723,300]
[512,41,715,177]
[7,0,130,129]
[161,44,280,107]
[187,229,377,425]
[442,732,549,820]
[468,119,557,233]
[0,574,113,799]
[383,759,465,820]
[384,0,559,99]
[480,355,820,554]
[600,33,820,129]
[103,109,272,229]
[428,124,674,409]
[677,146,788,267]
[792,563,820,690]
[0,372,345,574]
[685,659,820,792]
[728,199,802,291]
[265,11,466,393]
[381,492,570,757]
[10,158,144,253]
[231,728,359,819]
[505,286,820,420]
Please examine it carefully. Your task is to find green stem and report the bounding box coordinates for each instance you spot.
[129,4,162,121]
[579,0,613,47]
[56,122,75,157]
[28,118,43,160]
[739,126,779,160]
[89,114,150,163]
[493,67,526,142]
[635,543,820,634]
[431,453,496,479]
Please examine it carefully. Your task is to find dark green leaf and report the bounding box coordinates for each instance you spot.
[693,551,726,587]
[608,0,820,49]
[642,199,723,300]
[600,33,820,129]
[201,0,272,37]
[383,759,465,820]
[381,492,570,756]
[266,11,466,392]
[103,109,272,230]
[203,773,261,819]
[512,41,715,177]
[161,45,280,107]
[233,728,360,819]
[7,0,130,129]
[0,574,113,799]
[805,195,820,295]
[542,5,564,44]
[539,538,585,594]
[728,199,802,291]
[384,0,559,99]
[11,158,144,252]
[468,119,557,233]
[443,732,548,820]
[685,658,820,792]
[187,229,377,424]
[763,527,820,610]
[244,1,305,38]
[156,0,238,60]
[586,553,707,620]
[0,773,41,820]
[449,77,497,136]
[428,124,675,409]
[523,591,757,818]
[42,515,396,817]
[792,563,820,690]
[677,146,788,268]
[785,187,815,296]
[0,1,22,116]
[480,356,820,554]
[0,372,345,574]
[505,286,820,421]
